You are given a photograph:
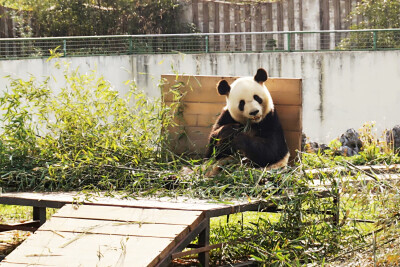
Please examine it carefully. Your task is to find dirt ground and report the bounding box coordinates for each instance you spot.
[327,236,400,267]
[0,230,30,260]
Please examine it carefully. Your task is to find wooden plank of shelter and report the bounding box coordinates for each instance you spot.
[1,204,205,267]
[162,74,302,163]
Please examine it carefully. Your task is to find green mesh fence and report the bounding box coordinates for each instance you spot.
[1,29,399,60]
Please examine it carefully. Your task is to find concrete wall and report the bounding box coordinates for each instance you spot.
[1,51,400,143]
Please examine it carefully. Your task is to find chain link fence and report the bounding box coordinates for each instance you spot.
[1,29,400,60]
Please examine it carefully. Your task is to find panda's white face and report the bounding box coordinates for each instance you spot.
[226,77,274,124]
[217,68,273,124]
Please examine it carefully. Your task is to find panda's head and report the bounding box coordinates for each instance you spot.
[217,68,274,124]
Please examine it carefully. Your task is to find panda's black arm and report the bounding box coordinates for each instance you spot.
[233,133,288,167]
[204,110,238,159]
[205,123,243,159]
[205,133,218,158]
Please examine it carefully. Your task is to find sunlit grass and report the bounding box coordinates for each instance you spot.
[0,205,58,223]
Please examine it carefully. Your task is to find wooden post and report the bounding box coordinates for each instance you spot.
[298,0,304,50]
[198,217,210,267]
[319,0,330,50]
[288,0,295,50]
[255,3,262,51]
[33,206,46,226]
[344,0,352,29]
[356,0,362,25]
[234,4,241,51]
[223,3,230,50]
[265,3,274,51]
[244,4,251,51]
[0,6,5,38]
[333,0,341,46]
[214,2,220,51]
[277,1,284,50]
[203,1,209,33]
[192,0,199,29]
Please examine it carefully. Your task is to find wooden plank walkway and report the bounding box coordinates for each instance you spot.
[0,192,277,266]
[1,204,203,266]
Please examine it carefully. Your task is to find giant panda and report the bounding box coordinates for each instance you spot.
[205,68,290,169]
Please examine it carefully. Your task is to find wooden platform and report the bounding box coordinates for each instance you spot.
[0,192,277,266]
[1,204,203,266]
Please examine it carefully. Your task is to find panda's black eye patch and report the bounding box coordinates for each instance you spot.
[254,95,263,104]
[239,100,245,111]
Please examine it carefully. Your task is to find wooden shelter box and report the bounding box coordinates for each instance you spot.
[162,74,302,163]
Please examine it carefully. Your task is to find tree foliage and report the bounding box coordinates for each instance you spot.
[337,0,400,50]
[349,0,400,29]
[1,0,197,36]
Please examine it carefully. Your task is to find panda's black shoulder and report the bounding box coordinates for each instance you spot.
[256,109,284,132]
[213,108,238,128]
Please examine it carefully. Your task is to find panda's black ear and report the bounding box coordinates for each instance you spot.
[254,68,268,83]
[217,80,231,95]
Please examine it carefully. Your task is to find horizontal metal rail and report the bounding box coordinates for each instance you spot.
[0,29,399,60]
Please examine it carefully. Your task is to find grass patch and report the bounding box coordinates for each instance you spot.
[0,205,58,223]
[0,205,32,223]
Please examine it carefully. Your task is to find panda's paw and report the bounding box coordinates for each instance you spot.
[204,156,237,177]
[233,132,249,151]
[218,123,242,140]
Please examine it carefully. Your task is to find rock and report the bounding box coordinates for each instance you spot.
[339,128,362,156]
[319,143,330,152]
[309,142,320,152]
[301,132,307,151]
[386,125,400,151]
[340,145,358,157]
[302,133,330,154]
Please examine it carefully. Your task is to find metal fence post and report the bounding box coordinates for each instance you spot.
[287,32,291,52]
[373,31,377,50]
[63,39,67,57]
[205,35,209,53]
[129,36,133,55]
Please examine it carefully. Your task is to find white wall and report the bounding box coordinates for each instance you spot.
[1,51,400,143]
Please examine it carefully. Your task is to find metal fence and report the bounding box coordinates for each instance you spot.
[1,29,400,60]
